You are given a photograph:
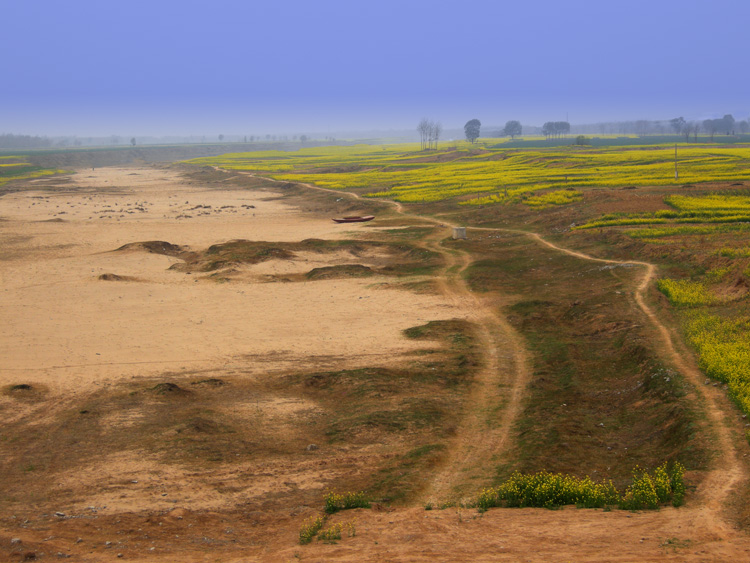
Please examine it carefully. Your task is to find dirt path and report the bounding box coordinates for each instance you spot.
[482,227,746,523]
[252,170,746,512]
[244,170,532,500]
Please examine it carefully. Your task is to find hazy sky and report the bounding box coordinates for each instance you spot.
[3,0,748,137]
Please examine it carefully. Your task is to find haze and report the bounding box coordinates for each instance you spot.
[3,0,748,138]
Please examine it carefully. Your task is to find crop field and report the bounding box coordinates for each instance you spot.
[188,143,750,205]
[569,180,750,421]
[0,156,66,187]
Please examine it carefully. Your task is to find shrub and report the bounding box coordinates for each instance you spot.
[298,516,325,544]
[323,491,371,514]
[476,462,685,512]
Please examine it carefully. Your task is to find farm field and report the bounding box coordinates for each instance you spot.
[2,143,750,561]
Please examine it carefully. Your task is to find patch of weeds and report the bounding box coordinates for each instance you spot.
[662,537,692,552]
[299,516,325,544]
[324,491,370,514]
[317,522,343,543]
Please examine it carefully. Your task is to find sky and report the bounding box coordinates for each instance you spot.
[3,0,749,137]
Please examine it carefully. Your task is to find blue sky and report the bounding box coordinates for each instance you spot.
[3,0,748,136]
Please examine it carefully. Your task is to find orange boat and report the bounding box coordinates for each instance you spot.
[332,215,374,223]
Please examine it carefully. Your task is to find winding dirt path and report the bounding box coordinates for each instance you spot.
[484,228,746,518]
[246,169,745,514]
[240,170,531,500]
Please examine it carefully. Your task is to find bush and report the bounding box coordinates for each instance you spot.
[323,491,371,514]
[476,462,686,512]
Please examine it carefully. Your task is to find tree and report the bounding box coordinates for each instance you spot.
[721,114,735,135]
[130,137,136,146]
[219,134,224,142]
[429,121,442,150]
[541,121,570,139]
[684,121,698,143]
[670,117,686,135]
[417,118,431,150]
[703,119,717,141]
[417,118,442,150]
[503,120,522,139]
[300,134,308,143]
[464,119,481,143]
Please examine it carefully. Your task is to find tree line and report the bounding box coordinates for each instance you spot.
[417,118,443,150]
[0,134,53,149]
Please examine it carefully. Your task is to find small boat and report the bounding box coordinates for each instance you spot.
[332,215,375,223]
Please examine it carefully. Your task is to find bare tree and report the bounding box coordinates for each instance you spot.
[429,121,442,150]
[417,118,431,150]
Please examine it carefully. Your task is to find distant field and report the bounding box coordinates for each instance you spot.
[188,142,750,205]
[0,156,66,187]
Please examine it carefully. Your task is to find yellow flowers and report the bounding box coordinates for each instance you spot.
[0,160,66,187]
[476,471,619,510]
[657,279,720,307]
[620,463,685,509]
[685,313,750,414]
[298,516,325,544]
[188,143,750,205]
[524,189,583,208]
[323,490,370,513]
[476,462,685,511]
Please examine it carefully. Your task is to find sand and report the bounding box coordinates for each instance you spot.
[0,166,462,393]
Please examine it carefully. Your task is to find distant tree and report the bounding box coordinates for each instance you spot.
[0,134,52,149]
[721,114,735,135]
[265,134,271,140]
[429,121,442,150]
[464,119,481,143]
[574,135,590,145]
[244,136,247,142]
[219,134,224,142]
[670,117,686,135]
[503,120,522,139]
[703,119,717,141]
[684,122,698,142]
[300,135,308,143]
[130,137,136,146]
[417,118,431,150]
[417,118,442,150]
[635,120,650,136]
[739,120,750,134]
[542,121,570,139]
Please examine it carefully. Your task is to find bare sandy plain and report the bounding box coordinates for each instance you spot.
[2,165,750,562]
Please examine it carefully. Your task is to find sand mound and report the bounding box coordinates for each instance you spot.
[98,273,139,282]
[115,241,185,256]
[306,264,374,280]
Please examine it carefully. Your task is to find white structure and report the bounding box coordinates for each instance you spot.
[452,227,467,240]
